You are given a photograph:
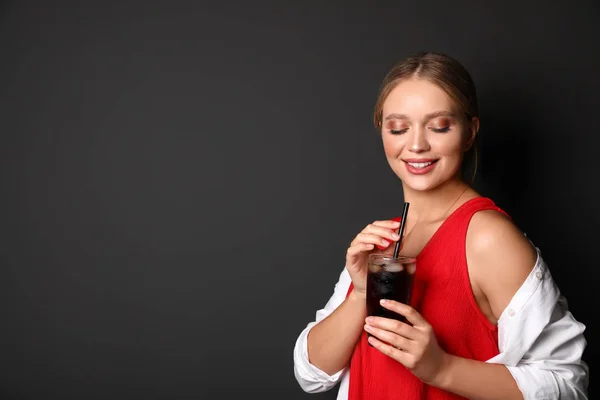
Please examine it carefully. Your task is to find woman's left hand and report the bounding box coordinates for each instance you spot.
[364,299,450,386]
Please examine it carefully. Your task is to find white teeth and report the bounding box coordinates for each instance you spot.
[407,161,433,169]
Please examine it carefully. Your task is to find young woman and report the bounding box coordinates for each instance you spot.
[293,52,588,400]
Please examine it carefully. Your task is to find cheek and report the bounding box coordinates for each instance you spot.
[381,134,402,156]
[432,136,464,157]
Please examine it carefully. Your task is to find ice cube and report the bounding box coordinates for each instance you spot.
[385,263,404,273]
[368,263,382,273]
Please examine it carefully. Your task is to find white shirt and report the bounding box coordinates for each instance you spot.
[293,246,589,399]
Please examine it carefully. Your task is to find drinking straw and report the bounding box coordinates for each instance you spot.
[393,202,410,258]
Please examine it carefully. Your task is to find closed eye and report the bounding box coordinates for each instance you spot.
[390,128,408,135]
[430,126,450,133]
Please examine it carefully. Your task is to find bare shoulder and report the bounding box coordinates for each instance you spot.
[466,209,538,319]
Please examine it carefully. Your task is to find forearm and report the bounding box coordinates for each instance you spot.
[433,354,523,400]
[307,290,366,375]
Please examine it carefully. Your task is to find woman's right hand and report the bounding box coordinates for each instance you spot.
[345,220,401,296]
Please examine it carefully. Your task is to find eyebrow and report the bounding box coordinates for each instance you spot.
[384,110,455,121]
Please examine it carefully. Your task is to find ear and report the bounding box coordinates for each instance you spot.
[464,117,480,151]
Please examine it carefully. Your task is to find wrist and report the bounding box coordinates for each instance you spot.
[430,352,456,389]
[348,288,366,303]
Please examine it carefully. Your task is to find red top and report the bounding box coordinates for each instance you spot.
[347,197,508,400]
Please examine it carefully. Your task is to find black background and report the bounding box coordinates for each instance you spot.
[1,1,598,399]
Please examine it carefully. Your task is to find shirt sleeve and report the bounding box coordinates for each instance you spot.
[293,267,352,393]
[486,247,589,399]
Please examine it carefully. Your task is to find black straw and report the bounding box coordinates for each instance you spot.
[393,202,410,258]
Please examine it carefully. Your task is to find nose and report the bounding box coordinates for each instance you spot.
[407,127,430,153]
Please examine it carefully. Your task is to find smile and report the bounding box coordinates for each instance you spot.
[407,161,433,169]
[403,159,439,175]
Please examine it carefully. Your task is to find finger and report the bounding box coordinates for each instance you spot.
[365,316,418,340]
[364,324,415,352]
[371,220,401,229]
[364,225,401,242]
[367,335,412,366]
[364,224,401,250]
[346,243,375,256]
[380,299,428,327]
[376,239,404,252]
[351,233,394,248]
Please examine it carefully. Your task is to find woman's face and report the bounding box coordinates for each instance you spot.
[380,78,476,192]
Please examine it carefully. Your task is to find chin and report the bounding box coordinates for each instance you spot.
[401,179,443,192]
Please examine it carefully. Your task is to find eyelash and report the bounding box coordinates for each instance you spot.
[389,126,451,135]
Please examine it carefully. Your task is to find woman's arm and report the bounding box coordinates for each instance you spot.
[446,210,587,399]
[295,218,402,392]
[366,299,525,400]
[293,268,358,393]
[486,246,589,399]
[422,209,537,398]
[365,210,587,399]
[307,287,366,375]
[434,354,523,400]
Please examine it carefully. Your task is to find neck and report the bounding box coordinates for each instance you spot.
[402,178,471,223]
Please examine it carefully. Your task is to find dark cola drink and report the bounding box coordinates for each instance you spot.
[366,255,417,324]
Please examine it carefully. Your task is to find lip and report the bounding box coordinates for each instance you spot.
[403,159,438,175]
